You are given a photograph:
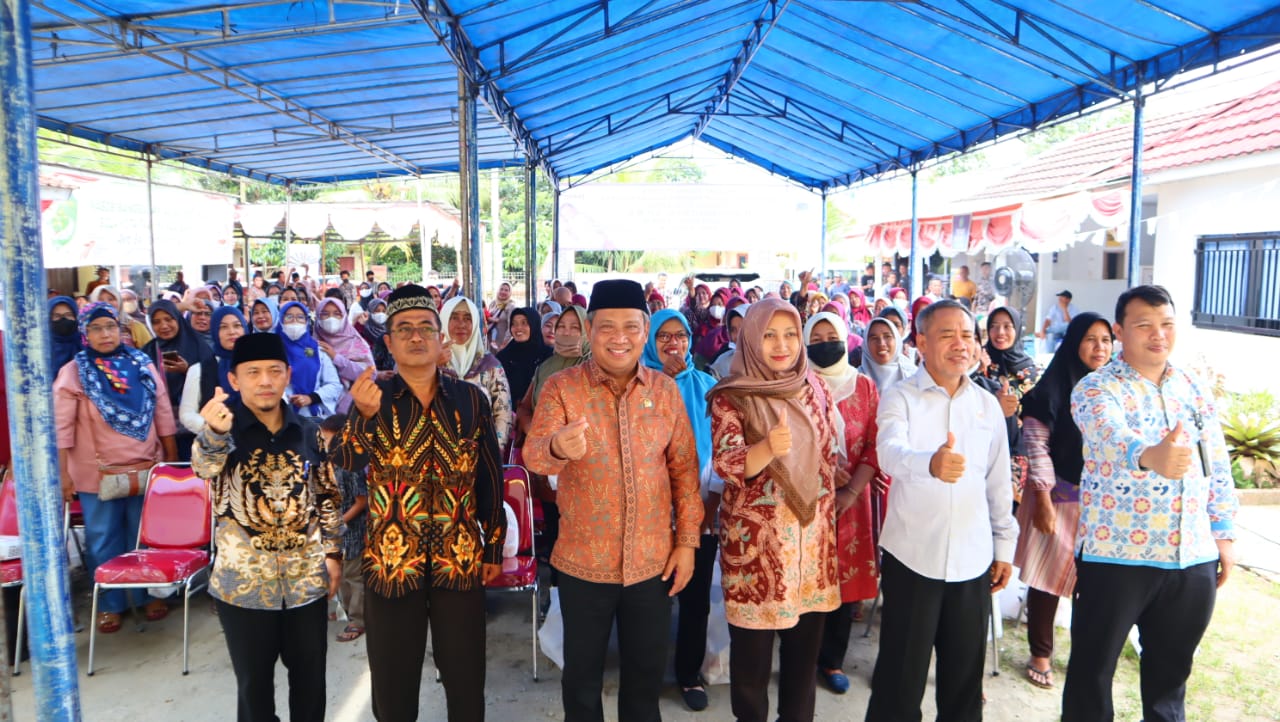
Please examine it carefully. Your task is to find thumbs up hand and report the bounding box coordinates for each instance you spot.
[998,378,1019,418]
[767,409,793,458]
[930,432,966,483]
[200,386,234,434]
[1140,421,1193,479]
[552,417,591,461]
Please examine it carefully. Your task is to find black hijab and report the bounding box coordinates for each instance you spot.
[497,307,552,404]
[984,306,1036,376]
[1020,312,1112,485]
[143,299,213,408]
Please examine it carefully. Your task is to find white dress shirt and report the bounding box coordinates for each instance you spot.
[876,367,1018,581]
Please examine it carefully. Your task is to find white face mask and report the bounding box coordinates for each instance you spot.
[207,298,222,309]
[710,305,725,320]
[122,301,138,314]
[282,323,308,341]
[360,288,372,298]
[320,318,344,335]
[370,312,387,324]
[892,298,910,311]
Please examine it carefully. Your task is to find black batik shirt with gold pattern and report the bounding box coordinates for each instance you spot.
[192,402,342,610]
[331,372,505,598]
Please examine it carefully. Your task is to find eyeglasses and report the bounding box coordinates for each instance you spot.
[655,332,689,343]
[85,322,119,335]
[190,311,212,318]
[391,324,440,340]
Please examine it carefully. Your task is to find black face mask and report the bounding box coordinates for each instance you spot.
[807,340,846,369]
[51,318,79,337]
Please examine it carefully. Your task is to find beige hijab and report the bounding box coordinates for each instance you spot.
[707,298,828,525]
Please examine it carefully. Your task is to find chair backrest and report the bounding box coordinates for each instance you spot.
[0,471,18,537]
[502,464,534,554]
[139,463,211,549]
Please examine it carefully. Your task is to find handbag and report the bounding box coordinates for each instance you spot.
[98,461,153,501]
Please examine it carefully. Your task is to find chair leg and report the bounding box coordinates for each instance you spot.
[13,586,24,675]
[530,589,538,681]
[182,583,191,675]
[88,584,100,676]
[990,598,1000,677]
[863,592,879,638]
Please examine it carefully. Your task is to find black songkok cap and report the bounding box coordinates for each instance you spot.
[586,279,648,314]
[232,333,289,368]
[385,283,437,322]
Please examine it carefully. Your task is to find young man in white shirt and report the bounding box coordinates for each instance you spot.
[866,300,1019,722]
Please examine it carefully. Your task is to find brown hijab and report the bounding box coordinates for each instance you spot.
[707,298,829,525]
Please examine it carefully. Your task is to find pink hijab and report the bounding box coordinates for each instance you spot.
[315,297,373,368]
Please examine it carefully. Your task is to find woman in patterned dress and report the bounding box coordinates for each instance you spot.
[803,311,882,695]
[707,298,841,722]
[1014,312,1113,689]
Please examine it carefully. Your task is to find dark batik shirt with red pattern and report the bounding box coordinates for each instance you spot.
[331,372,505,597]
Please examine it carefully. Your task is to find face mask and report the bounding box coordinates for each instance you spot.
[709,305,725,320]
[320,318,344,335]
[807,341,846,369]
[282,323,308,341]
[370,312,387,325]
[360,288,372,298]
[207,298,222,309]
[52,318,78,337]
[892,298,909,311]
[122,301,138,314]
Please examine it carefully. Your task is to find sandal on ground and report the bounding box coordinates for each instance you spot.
[1025,663,1054,689]
[679,685,708,711]
[96,612,122,634]
[819,668,851,694]
[144,599,169,622]
[336,625,365,643]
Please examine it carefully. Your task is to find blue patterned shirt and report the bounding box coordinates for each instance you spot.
[1070,357,1237,569]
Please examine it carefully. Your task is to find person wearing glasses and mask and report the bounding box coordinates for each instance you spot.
[332,284,506,722]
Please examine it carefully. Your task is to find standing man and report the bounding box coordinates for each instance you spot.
[85,266,111,296]
[1063,285,1237,722]
[168,270,190,295]
[1038,290,1078,350]
[866,300,1018,721]
[524,279,702,722]
[338,269,357,310]
[974,261,996,316]
[924,275,945,302]
[949,265,977,305]
[191,333,342,722]
[333,284,505,722]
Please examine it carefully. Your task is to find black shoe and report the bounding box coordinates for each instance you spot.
[680,685,709,711]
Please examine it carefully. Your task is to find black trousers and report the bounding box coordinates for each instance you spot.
[1025,586,1060,660]
[215,596,327,722]
[364,584,486,722]
[866,552,988,722]
[559,573,671,722]
[674,534,719,687]
[1062,559,1217,722]
[818,601,856,671]
[729,612,825,722]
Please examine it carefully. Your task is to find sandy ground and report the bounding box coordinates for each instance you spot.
[9,571,1063,722]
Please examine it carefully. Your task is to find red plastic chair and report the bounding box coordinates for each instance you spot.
[0,474,25,675]
[88,463,212,676]
[485,464,539,680]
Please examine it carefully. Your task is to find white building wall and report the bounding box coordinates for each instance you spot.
[1149,159,1280,395]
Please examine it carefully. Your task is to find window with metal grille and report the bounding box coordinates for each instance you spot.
[1193,233,1280,337]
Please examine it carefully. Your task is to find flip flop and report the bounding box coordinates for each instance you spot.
[96,612,122,634]
[144,599,170,622]
[1025,663,1053,689]
[336,625,365,642]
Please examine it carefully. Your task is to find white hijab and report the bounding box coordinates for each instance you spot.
[861,316,916,392]
[441,295,485,377]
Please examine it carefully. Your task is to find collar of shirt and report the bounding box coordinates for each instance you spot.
[586,358,650,396]
[910,364,975,399]
[387,369,458,408]
[1114,354,1177,387]
[231,398,305,437]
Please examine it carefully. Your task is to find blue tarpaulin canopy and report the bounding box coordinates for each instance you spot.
[29,0,1280,188]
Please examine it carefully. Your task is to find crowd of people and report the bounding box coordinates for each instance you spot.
[40,263,1238,722]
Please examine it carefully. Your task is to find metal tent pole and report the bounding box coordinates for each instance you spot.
[0,2,82,718]
[417,175,430,284]
[551,185,561,281]
[819,188,829,285]
[145,155,158,303]
[525,163,537,305]
[458,69,481,302]
[1128,81,1146,288]
[284,184,294,279]
[909,169,922,299]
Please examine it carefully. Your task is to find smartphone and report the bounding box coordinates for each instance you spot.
[162,351,182,362]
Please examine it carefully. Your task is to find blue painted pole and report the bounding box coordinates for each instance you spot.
[551,186,561,281]
[0,2,84,720]
[909,169,922,299]
[819,188,828,284]
[458,69,482,303]
[1128,85,1146,288]
[525,163,537,306]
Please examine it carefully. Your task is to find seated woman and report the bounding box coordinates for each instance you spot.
[54,303,178,633]
[178,306,246,435]
[441,296,514,453]
[275,301,343,418]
